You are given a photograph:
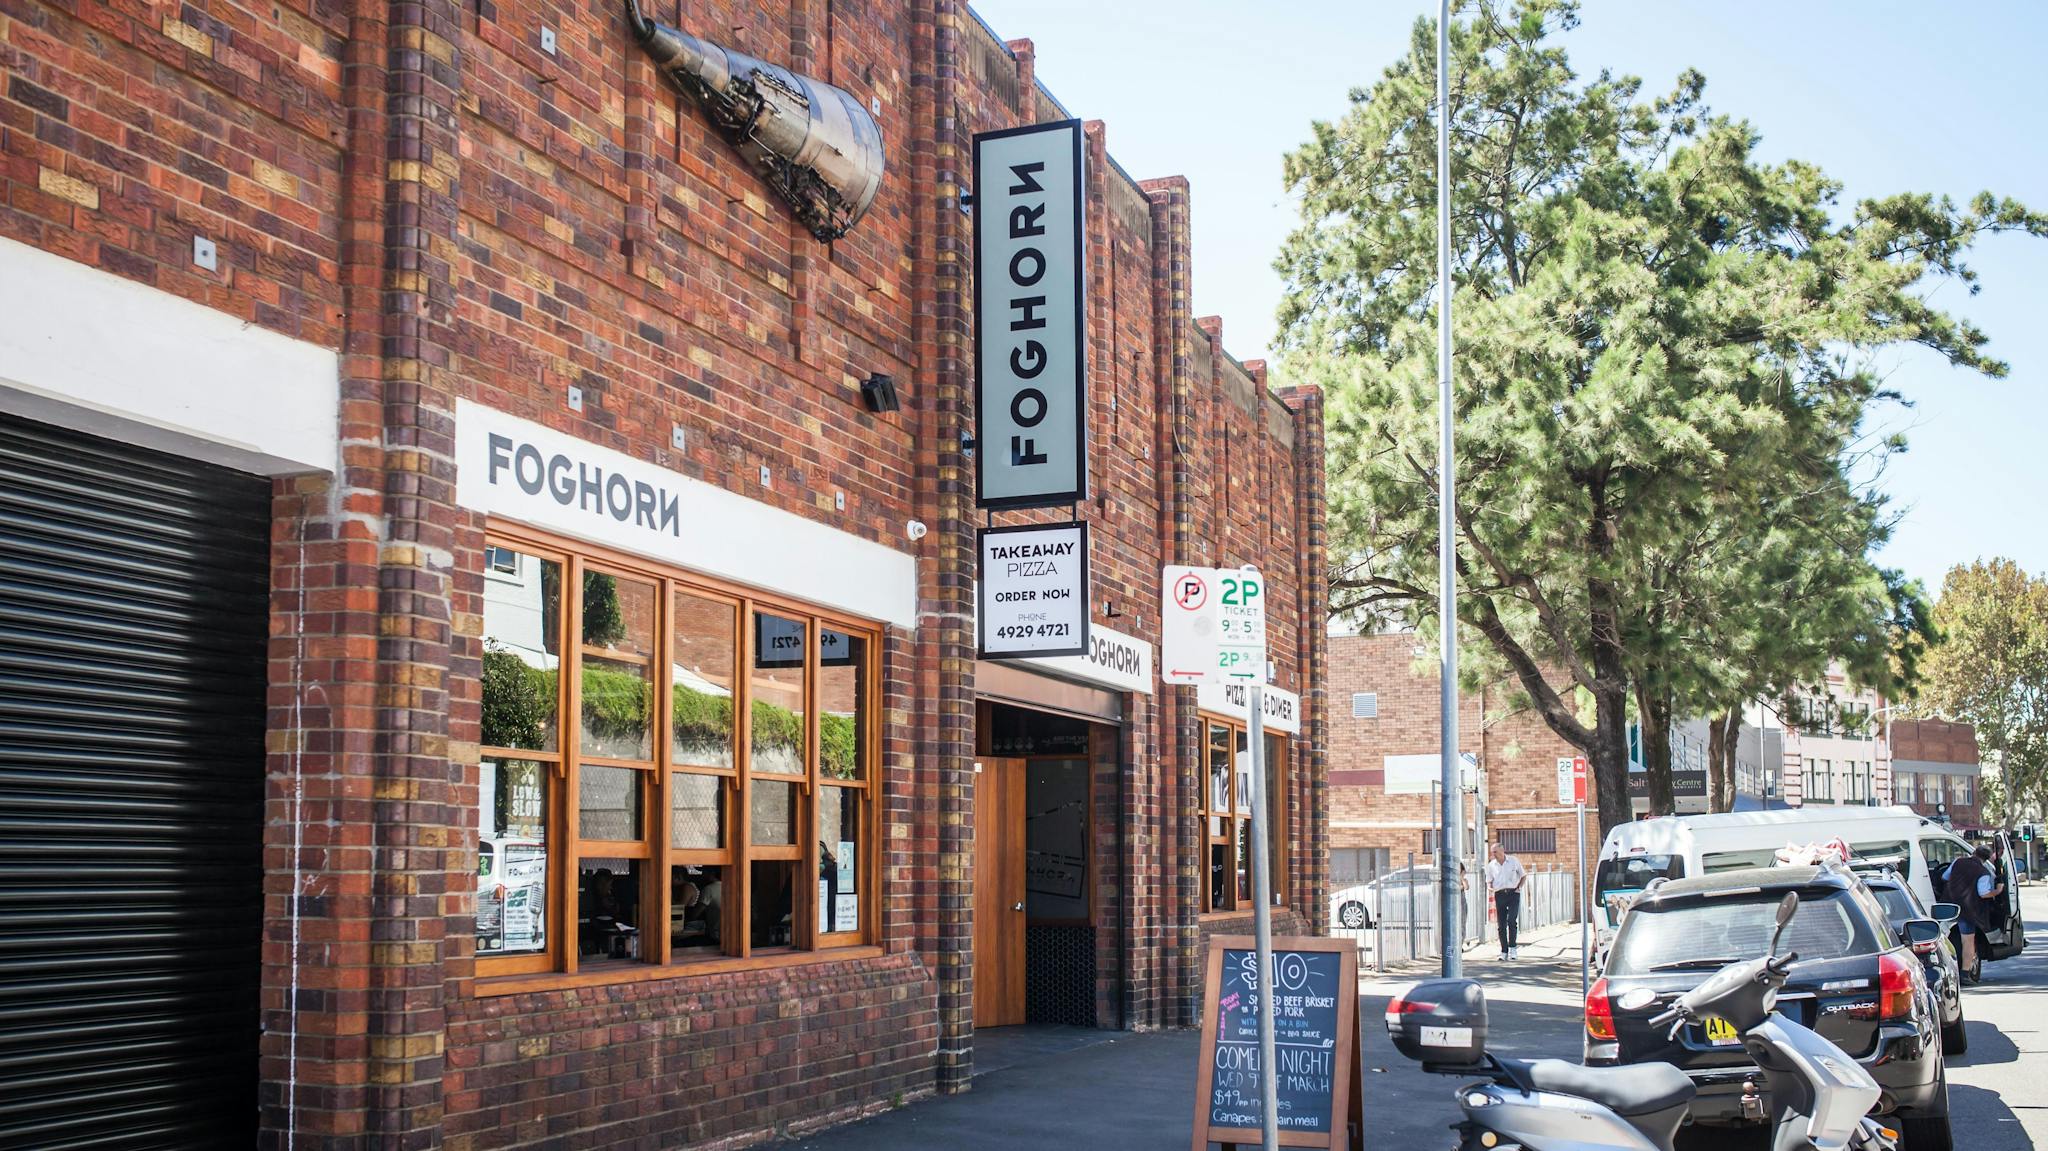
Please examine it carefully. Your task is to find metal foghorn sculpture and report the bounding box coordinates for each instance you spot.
[626,0,884,242]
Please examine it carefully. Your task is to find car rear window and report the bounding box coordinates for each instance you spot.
[1606,890,1880,976]
[1597,854,1684,898]
[1871,886,1918,923]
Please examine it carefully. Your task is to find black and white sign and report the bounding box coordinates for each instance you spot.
[974,120,1087,509]
[978,522,1089,659]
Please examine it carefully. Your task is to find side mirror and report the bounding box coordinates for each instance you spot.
[1769,891,1799,956]
[1903,918,1943,946]
[1929,902,1961,925]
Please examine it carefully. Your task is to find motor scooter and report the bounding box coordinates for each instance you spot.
[1386,893,1897,1151]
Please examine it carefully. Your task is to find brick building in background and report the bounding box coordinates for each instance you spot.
[1890,719,1983,830]
[0,1,1328,1146]
[1327,632,1596,892]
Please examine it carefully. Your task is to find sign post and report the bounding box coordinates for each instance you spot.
[1166,564,1279,1151]
[1574,755,1589,999]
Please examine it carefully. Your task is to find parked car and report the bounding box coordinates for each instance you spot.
[1857,866,1967,1055]
[1329,865,1436,930]
[1586,864,1952,1151]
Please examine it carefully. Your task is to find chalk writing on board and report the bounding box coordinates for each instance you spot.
[1208,948,1341,1133]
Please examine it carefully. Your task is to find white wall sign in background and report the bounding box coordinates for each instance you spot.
[455,400,916,628]
[1383,752,1478,796]
[974,120,1087,509]
[978,522,1089,659]
[1196,681,1303,736]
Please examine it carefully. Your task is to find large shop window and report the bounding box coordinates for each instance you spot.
[476,530,878,983]
[1201,719,1288,914]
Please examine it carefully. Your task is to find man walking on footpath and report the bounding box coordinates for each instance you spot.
[1486,842,1527,960]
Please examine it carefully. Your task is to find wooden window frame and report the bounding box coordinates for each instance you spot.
[475,522,883,990]
[1197,712,1289,919]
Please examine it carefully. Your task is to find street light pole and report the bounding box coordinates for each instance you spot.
[1434,0,1462,979]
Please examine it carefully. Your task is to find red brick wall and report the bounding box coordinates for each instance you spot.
[1328,633,1595,877]
[5,0,1326,1144]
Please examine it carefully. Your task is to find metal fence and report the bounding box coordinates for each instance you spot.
[1330,858,1582,972]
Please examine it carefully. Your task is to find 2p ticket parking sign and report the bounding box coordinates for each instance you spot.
[1162,564,1268,686]
[978,522,1090,659]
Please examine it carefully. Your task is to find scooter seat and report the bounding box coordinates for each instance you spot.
[1502,1058,1696,1117]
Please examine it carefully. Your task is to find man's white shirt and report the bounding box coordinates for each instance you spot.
[1485,855,1526,893]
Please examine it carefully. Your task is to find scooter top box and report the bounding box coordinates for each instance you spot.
[1386,978,1488,1068]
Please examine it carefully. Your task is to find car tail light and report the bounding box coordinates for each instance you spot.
[1586,977,1616,1041]
[1878,953,1916,1021]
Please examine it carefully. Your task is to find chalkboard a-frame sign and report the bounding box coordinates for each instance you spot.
[1192,936,1362,1150]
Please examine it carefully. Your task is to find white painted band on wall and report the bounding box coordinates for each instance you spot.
[455,400,917,628]
[0,234,340,475]
[1017,622,1154,695]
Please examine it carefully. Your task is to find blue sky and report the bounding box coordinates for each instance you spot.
[970,0,2047,594]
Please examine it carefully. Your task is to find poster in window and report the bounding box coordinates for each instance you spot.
[497,760,546,839]
[836,840,857,893]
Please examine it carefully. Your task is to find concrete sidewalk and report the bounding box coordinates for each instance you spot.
[784,930,1594,1149]
[784,1028,1203,1150]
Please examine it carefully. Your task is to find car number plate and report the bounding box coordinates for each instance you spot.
[1702,1016,1740,1046]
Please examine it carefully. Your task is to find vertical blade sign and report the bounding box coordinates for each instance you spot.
[973,121,1087,508]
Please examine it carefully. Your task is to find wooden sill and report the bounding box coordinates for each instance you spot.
[472,945,887,998]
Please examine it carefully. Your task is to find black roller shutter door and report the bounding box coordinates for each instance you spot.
[0,411,269,1149]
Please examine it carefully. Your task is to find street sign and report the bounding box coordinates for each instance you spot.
[973,121,1087,509]
[1217,566,1267,684]
[1162,564,1220,686]
[1556,757,1574,806]
[1572,756,1588,806]
[977,522,1089,659]
[1162,564,1270,686]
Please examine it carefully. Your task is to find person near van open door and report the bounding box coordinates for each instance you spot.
[1946,844,2004,982]
[1485,842,1527,960]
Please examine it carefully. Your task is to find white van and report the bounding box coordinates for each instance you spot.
[1594,806,2025,959]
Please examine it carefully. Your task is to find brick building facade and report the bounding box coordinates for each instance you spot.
[1327,632,1595,885]
[1890,719,1983,830]
[0,1,1327,1147]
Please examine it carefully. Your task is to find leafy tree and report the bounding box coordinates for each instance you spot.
[1278,0,2043,833]
[1916,559,2048,826]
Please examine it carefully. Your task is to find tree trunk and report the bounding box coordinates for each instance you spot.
[1589,617,1633,834]
[1707,710,1741,813]
[1706,712,1728,814]
[1636,676,1676,817]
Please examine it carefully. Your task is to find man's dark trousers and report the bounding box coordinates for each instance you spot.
[1495,890,1521,954]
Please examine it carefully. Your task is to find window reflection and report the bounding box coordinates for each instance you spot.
[481,552,561,752]
[581,571,656,761]
[750,613,807,775]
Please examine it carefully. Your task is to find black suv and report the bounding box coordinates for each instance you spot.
[1858,867,1967,1055]
[1586,865,1951,1151]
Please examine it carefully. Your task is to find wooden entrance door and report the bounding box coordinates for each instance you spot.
[973,757,1028,1028]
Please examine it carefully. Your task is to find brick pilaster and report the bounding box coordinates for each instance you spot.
[1143,175,1198,1027]
[1280,384,1330,926]
[916,0,979,1096]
